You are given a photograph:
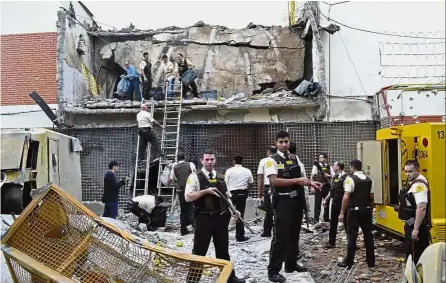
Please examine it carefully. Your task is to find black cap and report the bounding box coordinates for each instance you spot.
[108,160,120,169]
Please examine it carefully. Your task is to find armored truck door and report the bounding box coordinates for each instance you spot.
[357,140,384,204]
[48,139,60,184]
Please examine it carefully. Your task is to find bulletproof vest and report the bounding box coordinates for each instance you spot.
[348,175,373,207]
[314,163,330,184]
[141,60,152,78]
[270,153,303,194]
[331,173,348,200]
[194,170,229,213]
[173,162,192,188]
[398,179,431,227]
[177,59,189,76]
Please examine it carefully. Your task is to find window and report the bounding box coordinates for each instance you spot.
[387,139,400,205]
[26,141,39,169]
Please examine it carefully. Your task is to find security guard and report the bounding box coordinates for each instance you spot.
[265,131,321,282]
[398,160,431,263]
[338,159,375,269]
[311,153,334,223]
[323,161,348,249]
[184,150,244,283]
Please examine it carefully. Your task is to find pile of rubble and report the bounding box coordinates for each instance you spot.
[64,90,318,114]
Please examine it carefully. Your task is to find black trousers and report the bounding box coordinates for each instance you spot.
[187,212,236,282]
[142,76,152,100]
[231,189,249,239]
[329,198,348,245]
[346,208,375,267]
[263,186,273,235]
[404,223,430,263]
[138,128,162,160]
[127,201,151,224]
[182,80,198,98]
[177,186,194,231]
[314,184,331,222]
[268,195,303,274]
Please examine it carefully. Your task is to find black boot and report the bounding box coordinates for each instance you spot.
[268,273,286,283]
[227,276,245,283]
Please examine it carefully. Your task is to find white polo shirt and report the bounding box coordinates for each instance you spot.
[408,174,429,205]
[132,195,156,214]
[344,171,374,194]
[257,157,271,186]
[169,160,196,181]
[311,163,335,176]
[225,165,254,192]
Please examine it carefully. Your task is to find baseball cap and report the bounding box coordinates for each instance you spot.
[108,160,120,169]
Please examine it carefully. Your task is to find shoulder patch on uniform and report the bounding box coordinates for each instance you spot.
[415,185,425,193]
[266,160,273,168]
[344,179,351,185]
[186,178,192,185]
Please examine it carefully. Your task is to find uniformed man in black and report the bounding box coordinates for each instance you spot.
[323,161,348,249]
[265,131,321,283]
[185,150,244,283]
[140,52,152,99]
[168,152,197,235]
[338,159,375,269]
[310,153,334,223]
[398,160,431,263]
[176,53,199,99]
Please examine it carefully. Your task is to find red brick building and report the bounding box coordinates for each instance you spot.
[1,32,57,106]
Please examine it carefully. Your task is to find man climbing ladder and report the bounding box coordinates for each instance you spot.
[136,104,165,160]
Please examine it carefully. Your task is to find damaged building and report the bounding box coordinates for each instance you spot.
[55,1,378,207]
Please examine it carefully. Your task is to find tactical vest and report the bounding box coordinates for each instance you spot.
[314,163,330,184]
[348,175,373,207]
[194,170,229,213]
[177,59,189,76]
[173,162,192,189]
[141,60,152,78]
[270,153,303,193]
[331,173,348,200]
[398,179,431,227]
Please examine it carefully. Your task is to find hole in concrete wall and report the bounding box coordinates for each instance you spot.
[23,181,36,210]
[26,140,39,169]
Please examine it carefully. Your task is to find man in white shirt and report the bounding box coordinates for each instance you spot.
[184,150,245,283]
[136,104,164,160]
[311,153,335,223]
[161,54,176,98]
[338,159,375,269]
[168,152,197,235]
[225,155,254,242]
[139,52,152,99]
[257,146,277,237]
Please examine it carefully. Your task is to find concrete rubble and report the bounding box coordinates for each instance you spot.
[64,89,319,114]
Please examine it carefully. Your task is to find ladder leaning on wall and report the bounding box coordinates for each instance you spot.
[132,98,155,199]
[156,81,184,215]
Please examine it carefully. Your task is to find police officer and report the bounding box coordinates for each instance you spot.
[265,131,321,282]
[338,159,375,269]
[168,152,196,235]
[398,160,431,263]
[185,150,245,283]
[311,153,335,223]
[323,161,348,249]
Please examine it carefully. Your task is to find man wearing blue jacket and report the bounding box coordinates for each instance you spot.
[102,161,128,219]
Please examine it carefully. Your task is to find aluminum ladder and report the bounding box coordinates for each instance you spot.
[132,98,155,199]
[156,81,183,215]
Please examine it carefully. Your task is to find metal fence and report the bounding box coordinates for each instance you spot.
[60,121,378,207]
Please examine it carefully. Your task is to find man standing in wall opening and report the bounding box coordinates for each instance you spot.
[311,153,335,224]
[176,53,199,99]
[124,60,142,102]
[257,146,277,237]
[161,55,176,98]
[140,52,152,100]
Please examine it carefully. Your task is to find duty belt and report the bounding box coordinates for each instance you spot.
[277,190,298,199]
[349,206,371,210]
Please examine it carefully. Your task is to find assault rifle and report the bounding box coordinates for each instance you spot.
[214,189,254,234]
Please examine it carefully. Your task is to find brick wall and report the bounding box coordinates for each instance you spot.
[1,32,57,106]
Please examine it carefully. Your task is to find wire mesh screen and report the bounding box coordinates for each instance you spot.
[59,121,378,201]
[2,184,232,283]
